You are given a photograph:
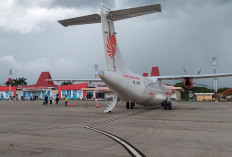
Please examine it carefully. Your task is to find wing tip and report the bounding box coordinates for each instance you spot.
[58,20,68,27]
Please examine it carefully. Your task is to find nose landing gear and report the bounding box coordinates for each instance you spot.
[126,102,135,109]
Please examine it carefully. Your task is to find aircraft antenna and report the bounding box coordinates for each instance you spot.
[211,57,218,101]
[94,64,99,79]
[9,69,13,101]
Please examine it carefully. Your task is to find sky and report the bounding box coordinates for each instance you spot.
[0,0,232,88]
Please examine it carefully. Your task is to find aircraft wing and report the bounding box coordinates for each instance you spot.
[154,73,232,80]
[46,79,102,82]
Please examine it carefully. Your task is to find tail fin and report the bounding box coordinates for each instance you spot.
[58,3,161,72]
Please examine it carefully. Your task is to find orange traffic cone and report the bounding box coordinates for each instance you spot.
[96,102,99,108]
[73,102,76,107]
[68,101,70,107]
[85,102,87,108]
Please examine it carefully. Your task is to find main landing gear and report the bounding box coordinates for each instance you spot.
[126,102,135,109]
[161,101,172,110]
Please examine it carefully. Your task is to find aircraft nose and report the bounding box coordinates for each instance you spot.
[98,70,104,78]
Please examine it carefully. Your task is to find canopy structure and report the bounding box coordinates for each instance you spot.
[221,88,232,95]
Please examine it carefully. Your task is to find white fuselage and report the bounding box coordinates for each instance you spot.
[99,70,172,106]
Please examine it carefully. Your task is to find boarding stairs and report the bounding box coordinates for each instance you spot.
[104,95,117,113]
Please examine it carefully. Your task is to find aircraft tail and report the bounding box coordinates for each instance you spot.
[58,3,161,72]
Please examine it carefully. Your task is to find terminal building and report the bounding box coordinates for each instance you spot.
[0,72,110,100]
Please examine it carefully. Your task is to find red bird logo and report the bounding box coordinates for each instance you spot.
[106,32,117,59]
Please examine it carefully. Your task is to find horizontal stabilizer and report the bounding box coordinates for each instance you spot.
[108,4,161,21]
[58,14,101,27]
[58,4,161,27]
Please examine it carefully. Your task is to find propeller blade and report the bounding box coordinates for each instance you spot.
[183,67,187,75]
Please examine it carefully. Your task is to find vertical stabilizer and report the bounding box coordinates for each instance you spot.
[100,3,130,72]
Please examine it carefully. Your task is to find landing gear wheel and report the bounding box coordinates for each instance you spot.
[126,102,129,109]
[167,102,172,110]
[164,104,168,110]
[131,103,135,109]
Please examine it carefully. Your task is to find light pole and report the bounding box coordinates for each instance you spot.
[9,69,13,101]
[211,57,218,102]
[94,64,99,79]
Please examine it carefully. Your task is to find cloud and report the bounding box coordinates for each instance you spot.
[0,55,82,74]
[0,0,80,34]
[50,0,115,8]
[0,55,22,68]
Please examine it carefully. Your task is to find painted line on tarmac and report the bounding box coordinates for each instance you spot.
[85,126,146,157]
[85,110,151,157]
[87,110,149,127]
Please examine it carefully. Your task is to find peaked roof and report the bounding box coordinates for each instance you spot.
[36,72,56,87]
[22,72,57,89]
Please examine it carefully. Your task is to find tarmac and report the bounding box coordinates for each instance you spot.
[0,100,232,157]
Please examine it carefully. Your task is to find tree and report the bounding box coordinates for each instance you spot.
[61,81,73,86]
[18,77,28,86]
[217,88,229,93]
[174,82,185,89]
[12,78,19,86]
[4,81,10,86]
[4,77,28,87]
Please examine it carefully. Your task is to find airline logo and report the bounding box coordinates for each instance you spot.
[107,32,116,59]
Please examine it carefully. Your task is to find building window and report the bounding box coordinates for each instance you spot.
[96,92,105,99]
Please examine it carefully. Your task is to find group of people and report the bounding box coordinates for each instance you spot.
[43,95,69,107]
[44,95,59,105]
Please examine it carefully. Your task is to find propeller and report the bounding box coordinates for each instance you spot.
[182,67,208,87]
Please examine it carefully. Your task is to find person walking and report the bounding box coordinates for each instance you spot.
[50,96,53,105]
[45,95,48,105]
[64,95,68,107]
[55,95,59,104]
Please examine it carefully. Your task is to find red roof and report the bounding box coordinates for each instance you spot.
[58,83,88,90]
[36,72,57,87]
[0,86,17,91]
[22,72,57,89]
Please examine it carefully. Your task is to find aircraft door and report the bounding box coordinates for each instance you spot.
[143,80,149,98]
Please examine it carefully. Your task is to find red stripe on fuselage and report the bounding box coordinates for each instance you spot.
[148,92,155,95]
[123,75,140,80]
[166,92,172,96]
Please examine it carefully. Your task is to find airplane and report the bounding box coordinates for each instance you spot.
[48,3,232,113]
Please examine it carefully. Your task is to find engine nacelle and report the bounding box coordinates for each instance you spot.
[184,77,193,88]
